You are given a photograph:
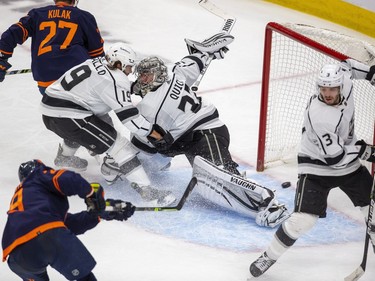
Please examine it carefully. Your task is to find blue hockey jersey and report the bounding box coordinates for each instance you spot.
[2,163,99,262]
[0,2,104,87]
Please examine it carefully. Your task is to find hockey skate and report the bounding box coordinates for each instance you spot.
[250,252,276,277]
[54,144,88,171]
[131,182,176,207]
[101,155,123,185]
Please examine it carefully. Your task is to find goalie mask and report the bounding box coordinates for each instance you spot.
[316,64,344,104]
[135,56,169,96]
[105,43,136,74]
[18,159,43,182]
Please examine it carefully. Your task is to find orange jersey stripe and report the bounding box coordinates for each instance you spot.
[16,22,28,43]
[88,47,104,57]
[37,80,56,88]
[0,49,13,55]
[52,170,66,195]
[2,221,66,261]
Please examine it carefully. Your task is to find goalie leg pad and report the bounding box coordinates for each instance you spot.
[192,156,286,220]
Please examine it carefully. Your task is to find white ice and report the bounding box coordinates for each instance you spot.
[0,0,374,280]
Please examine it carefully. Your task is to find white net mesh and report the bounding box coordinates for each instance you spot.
[261,23,375,170]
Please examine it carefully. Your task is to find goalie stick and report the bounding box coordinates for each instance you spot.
[5,68,32,75]
[105,177,197,212]
[344,177,375,281]
[190,0,236,92]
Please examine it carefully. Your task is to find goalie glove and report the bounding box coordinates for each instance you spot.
[185,32,234,60]
[356,139,375,162]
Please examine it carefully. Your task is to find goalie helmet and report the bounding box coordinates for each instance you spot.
[316,64,344,99]
[18,159,43,182]
[105,43,136,72]
[135,56,169,96]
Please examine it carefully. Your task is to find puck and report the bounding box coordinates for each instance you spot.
[281,182,291,188]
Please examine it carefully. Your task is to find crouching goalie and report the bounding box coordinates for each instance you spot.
[193,156,290,228]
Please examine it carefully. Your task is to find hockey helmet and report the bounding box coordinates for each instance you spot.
[316,64,345,97]
[105,43,137,72]
[18,159,43,182]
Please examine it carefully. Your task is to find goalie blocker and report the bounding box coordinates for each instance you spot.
[192,156,290,227]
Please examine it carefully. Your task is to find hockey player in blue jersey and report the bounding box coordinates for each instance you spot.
[0,0,105,171]
[0,0,104,92]
[2,159,135,281]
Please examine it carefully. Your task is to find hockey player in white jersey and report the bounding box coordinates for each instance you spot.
[129,33,289,227]
[250,59,375,277]
[40,43,176,206]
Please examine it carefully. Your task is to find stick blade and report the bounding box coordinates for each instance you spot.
[344,267,365,281]
[134,177,197,211]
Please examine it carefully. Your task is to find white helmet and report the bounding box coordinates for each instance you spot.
[105,43,136,72]
[317,64,344,92]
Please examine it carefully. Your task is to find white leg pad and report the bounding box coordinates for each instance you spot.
[192,156,274,218]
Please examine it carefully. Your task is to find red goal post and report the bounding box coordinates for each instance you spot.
[257,22,375,173]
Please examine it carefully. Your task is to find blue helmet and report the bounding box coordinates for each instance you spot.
[18,160,43,182]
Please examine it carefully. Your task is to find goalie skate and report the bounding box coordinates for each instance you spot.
[256,198,290,228]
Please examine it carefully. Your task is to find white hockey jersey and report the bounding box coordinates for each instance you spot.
[132,53,224,149]
[298,59,371,176]
[40,57,152,137]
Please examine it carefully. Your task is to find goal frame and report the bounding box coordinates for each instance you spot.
[256,22,375,173]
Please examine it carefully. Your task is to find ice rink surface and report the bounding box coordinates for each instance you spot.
[0,0,374,280]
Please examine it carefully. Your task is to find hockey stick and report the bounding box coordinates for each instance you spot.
[105,177,197,212]
[190,0,236,92]
[5,68,32,75]
[344,177,375,281]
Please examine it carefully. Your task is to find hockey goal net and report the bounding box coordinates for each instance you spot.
[257,22,375,172]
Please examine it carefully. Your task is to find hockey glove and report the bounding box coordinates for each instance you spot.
[147,124,174,152]
[356,140,375,162]
[0,58,11,82]
[366,65,375,85]
[101,199,135,221]
[185,32,234,60]
[85,183,106,213]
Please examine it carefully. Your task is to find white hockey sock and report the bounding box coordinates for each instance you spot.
[266,236,288,261]
[266,212,318,260]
